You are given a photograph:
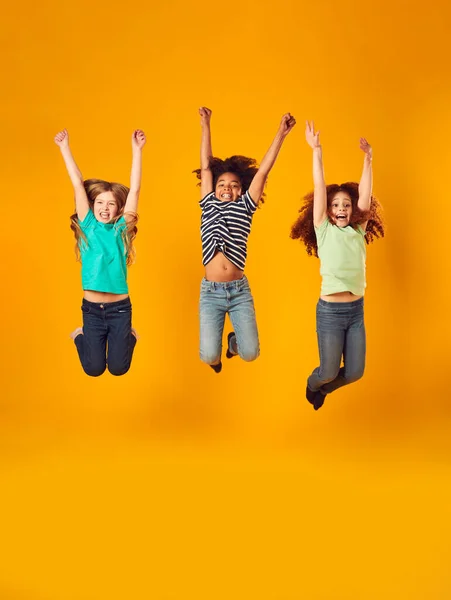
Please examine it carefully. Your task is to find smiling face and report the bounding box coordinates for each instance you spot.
[215,172,242,202]
[93,191,119,223]
[329,191,353,227]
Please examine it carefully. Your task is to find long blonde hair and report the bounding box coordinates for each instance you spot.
[70,179,138,266]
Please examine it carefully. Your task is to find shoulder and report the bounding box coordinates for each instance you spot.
[314,218,330,233]
[240,190,258,214]
[79,209,95,229]
[200,191,215,208]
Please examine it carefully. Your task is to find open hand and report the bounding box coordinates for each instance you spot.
[54,128,69,148]
[132,129,146,150]
[279,113,296,137]
[305,121,320,149]
[199,106,212,125]
[360,137,372,159]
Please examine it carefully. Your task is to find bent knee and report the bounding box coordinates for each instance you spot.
[239,347,260,362]
[200,351,221,365]
[108,364,131,376]
[344,368,365,384]
[318,368,340,384]
[83,364,106,377]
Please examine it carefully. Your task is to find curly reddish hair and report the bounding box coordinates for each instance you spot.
[193,155,265,204]
[290,182,385,256]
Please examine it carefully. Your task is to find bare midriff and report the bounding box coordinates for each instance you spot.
[83,290,129,303]
[320,291,363,303]
[204,251,244,282]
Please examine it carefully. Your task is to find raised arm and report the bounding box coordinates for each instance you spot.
[248,113,296,204]
[123,129,146,223]
[305,121,327,228]
[199,107,213,198]
[54,129,90,221]
[358,138,373,230]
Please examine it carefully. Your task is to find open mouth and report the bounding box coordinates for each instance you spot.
[336,215,347,221]
[220,193,232,200]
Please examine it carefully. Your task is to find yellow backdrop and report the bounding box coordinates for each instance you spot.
[2,0,451,597]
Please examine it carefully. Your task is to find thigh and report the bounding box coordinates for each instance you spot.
[228,284,259,356]
[106,302,133,368]
[199,285,227,360]
[316,303,346,378]
[81,305,108,370]
[343,311,366,377]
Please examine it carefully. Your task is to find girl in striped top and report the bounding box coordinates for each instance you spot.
[194,107,296,373]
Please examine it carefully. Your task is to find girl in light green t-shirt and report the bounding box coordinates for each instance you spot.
[291,121,384,410]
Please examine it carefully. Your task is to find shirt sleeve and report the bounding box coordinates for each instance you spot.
[199,191,215,209]
[356,225,366,236]
[242,190,258,215]
[314,218,329,247]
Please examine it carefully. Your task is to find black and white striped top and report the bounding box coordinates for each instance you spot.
[200,190,257,270]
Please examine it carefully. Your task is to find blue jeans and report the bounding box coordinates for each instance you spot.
[308,297,366,395]
[199,275,260,364]
[74,297,137,377]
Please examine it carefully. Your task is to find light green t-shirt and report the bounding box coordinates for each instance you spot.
[314,219,366,296]
[79,210,128,294]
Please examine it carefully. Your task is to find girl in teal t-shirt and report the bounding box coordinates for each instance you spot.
[291,121,384,410]
[54,128,146,377]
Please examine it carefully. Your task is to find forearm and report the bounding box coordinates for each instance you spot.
[200,124,212,171]
[129,148,143,193]
[60,146,84,189]
[312,146,325,189]
[359,155,373,206]
[258,131,286,176]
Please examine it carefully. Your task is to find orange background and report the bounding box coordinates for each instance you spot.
[2,0,451,598]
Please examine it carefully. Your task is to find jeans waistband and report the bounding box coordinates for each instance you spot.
[82,297,131,309]
[201,275,248,291]
[318,297,364,310]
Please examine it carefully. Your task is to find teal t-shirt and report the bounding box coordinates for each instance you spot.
[79,210,128,294]
[314,219,366,296]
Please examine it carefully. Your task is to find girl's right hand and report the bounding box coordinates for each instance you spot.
[54,128,69,148]
[305,121,321,149]
[199,106,212,125]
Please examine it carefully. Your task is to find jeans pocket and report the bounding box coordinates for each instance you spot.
[81,305,91,314]
[116,306,131,313]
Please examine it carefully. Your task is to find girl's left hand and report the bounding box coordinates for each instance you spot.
[360,137,372,159]
[132,129,147,150]
[279,113,296,137]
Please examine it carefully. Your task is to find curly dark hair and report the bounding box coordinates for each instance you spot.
[193,155,265,203]
[290,182,385,256]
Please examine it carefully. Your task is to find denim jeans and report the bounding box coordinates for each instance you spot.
[307,297,365,395]
[199,275,260,364]
[74,297,136,377]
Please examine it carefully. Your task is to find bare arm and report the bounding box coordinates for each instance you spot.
[54,129,90,221]
[248,113,296,204]
[124,129,146,223]
[358,138,373,231]
[199,107,213,198]
[305,121,327,227]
